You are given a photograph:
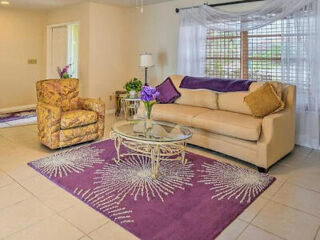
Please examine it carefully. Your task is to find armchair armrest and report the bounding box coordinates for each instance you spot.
[36,102,61,149]
[79,97,105,138]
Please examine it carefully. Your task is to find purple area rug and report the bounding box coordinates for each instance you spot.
[28,139,275,240]
[0,109,36,123]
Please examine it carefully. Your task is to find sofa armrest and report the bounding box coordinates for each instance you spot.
[36,102,61,149]
[79,97,105,138]
[258,108,295,168]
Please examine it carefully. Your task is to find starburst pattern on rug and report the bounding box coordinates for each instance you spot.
[198,162,273,203]
[30,146,105,178]
[73,187,134,224]
[93,154,194,202]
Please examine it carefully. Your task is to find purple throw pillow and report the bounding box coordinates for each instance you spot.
[156,78,181,104]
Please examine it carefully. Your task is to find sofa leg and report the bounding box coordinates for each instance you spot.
[257,167,268,173]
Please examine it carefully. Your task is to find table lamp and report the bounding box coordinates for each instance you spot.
[140,53,154,86]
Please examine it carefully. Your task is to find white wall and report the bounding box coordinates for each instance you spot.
[47,2,130,109]
[88,2,130,109]
[0,8,47,109]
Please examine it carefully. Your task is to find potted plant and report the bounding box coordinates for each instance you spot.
[57,64,72,79]
[124,78,142,98]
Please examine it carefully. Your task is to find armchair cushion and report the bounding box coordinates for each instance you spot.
[61,110,97,130]
[79,97,105,138]
[36,78,80,111]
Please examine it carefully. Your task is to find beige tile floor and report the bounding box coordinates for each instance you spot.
[0,114,320,240]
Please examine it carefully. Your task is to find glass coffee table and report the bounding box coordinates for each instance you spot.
[110,120,193,178]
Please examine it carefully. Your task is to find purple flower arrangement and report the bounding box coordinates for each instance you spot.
[57,64,72,79]
[139,85,160,119]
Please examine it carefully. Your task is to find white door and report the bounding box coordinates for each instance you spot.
[47,23,79,79]
[49,26,68,78]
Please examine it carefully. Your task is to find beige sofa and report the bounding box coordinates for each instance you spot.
[141,75,296,172]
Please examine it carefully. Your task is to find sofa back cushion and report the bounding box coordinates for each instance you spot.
[170,75,218,110]
[250,81,283,99]
[219,81,284,115]
[219,91,252,115]
[168,75,285,115]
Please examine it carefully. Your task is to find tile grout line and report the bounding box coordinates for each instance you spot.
[0,171,59,239]
[247,224,288,240]
[85,221,111,236]
[55,207,108,237]
[314,225,320,240]
[270,198,320,220]
[0,167,89,239]
[235,222,250,240]
[235,173,288,240]
[235,169,292,240]
[249,160,320,237]
[0,122,319,240]
[283,181,320,195]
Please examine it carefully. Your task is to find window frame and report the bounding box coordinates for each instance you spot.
[206,25,285,81]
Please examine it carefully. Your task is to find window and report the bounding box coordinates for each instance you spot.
[247,21,282,81]
[205,18,312,86]
[206,30,241,79]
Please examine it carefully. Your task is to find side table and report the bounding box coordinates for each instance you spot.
[122,98,141,120]
[115,90,127,117]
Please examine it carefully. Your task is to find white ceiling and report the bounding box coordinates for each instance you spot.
[0,0,174,9]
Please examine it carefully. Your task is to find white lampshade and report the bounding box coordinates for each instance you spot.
[140,53,154,67]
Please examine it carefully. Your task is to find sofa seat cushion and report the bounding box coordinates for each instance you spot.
[151,104,210,127]
[61,110,97,129]
[191,110,262,141]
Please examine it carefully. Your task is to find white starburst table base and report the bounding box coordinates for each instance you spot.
[110,131,188,179]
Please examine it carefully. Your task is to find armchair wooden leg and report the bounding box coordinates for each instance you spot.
[257,167,268,173]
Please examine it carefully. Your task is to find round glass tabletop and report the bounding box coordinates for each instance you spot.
[112,120,193,143]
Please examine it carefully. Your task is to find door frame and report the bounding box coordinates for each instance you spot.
[46,21,80,79]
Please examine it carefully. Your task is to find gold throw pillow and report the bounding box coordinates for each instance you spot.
[244,82,285,117]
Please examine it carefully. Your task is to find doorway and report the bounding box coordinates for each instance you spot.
[46,22,79,79]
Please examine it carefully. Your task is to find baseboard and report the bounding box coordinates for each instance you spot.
[0,105,115,115]
[106,109,115,115]
[0,104,36,114]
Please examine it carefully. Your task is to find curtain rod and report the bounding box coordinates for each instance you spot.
[175,0,265,13]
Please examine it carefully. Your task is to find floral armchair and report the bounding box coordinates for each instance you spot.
[36,78,105,149]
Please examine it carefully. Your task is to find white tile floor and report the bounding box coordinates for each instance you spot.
[0,114,319,240]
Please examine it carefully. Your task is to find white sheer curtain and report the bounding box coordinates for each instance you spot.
[177,0,320,149]
[280,2,320,149]
[177,9,207,77]
[190,0,315,31]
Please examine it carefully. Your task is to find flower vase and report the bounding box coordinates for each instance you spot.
[139,85,160,130]
[145,118,152,130]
